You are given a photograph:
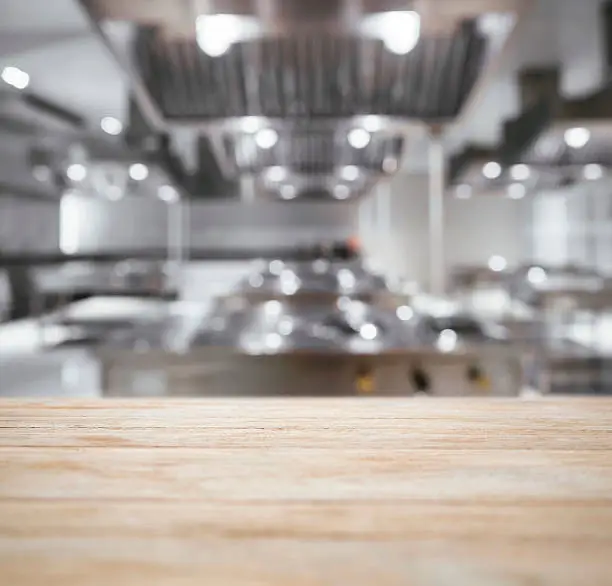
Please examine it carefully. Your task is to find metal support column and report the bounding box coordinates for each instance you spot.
[376,180,393,276]
[166,197,185,292]
[428,129,446,295]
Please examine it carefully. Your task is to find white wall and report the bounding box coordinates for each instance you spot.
[359,174,527,287]
[529,181,612,273]
[0,198,59,253]
[59,196,357,254]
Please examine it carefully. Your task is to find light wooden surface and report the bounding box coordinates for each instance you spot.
[1,398,612,585]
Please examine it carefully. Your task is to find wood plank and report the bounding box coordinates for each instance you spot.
[1,422,611,449]
[1,501,612,586]
[1,398,612,585]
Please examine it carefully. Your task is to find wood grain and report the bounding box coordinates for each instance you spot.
[1,398,612,585]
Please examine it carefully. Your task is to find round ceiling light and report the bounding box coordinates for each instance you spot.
[267,166,286,182]
[1,66,29,90]
[333,185,351,200]
[482,161,502,180]
[255,128,279,149]
[100,116,123,136]
[583,164,604,181]
[564,127,590,149]
[66,163,87,182]
[158,185,179,203]
[340,165,359,182]
[379,11,421,55]
[280,184,297,200]
[347,128,371,149]
[527,266,547,285]
[129,163,149,181]
[488,255,507,272]
[510,164,530,181]
[196,14,241,57]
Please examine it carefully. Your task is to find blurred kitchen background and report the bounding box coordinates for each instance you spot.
[2,0,612,398]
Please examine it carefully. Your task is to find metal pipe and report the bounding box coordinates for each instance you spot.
[428,130,446,295]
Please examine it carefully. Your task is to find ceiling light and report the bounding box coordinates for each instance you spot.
[129,163,149,181]
[507,183,526,200]
[196,14,241,57]
[100,116,123,136]
[333,184,351,200]
[482,161,502,179]
[396,305,414,321]
[488,255,507,272]
[583,164,604,181]
[267,166,286,182]
[527,266,547,285]
[158,185,179,203]
[66,163,87,182]
[280,184,297,200]
[360,323,378,340]
[347,128,371,149]
[564,127,590,149]
[510,164,530,181]
[340,165,359,181]
[379,11,421,55]
[455,184,472,199]
[1,66,29,90]
[363,115,384,132]
[255,128,278,149]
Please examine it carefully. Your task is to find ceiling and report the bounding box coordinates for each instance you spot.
[0,0,609,201]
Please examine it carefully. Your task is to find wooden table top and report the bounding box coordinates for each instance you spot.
[1,398,611,585]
